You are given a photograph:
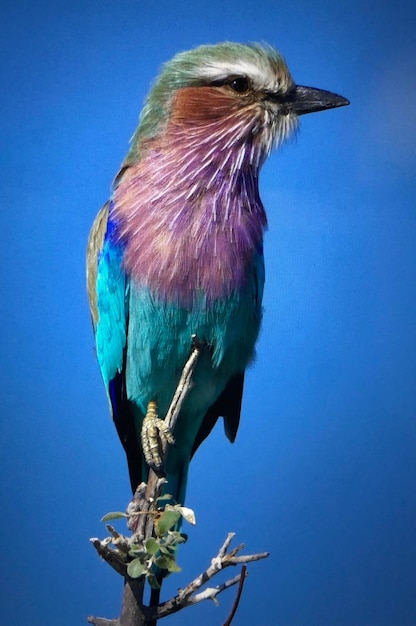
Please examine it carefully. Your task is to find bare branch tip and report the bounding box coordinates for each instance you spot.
[222,565,248,626]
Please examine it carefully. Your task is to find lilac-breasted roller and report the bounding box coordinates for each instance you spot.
[87,43,348,505]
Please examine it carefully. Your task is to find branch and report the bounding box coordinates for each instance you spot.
[163,336,202,434]
[152,533,269,620]
[223,565,247,626]
[133,340,202,540]
[90,537,127,577]
[89,339,270,625]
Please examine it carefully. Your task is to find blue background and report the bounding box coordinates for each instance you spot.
[1,1,415,625]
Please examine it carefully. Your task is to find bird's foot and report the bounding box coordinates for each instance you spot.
[141,401,175,474]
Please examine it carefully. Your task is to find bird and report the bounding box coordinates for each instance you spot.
[87,42,349,507]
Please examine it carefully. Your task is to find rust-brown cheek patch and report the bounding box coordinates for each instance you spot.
[170,86,241,125]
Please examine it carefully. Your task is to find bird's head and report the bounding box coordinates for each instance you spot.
[125,42,349,169]
[111,44,348,302]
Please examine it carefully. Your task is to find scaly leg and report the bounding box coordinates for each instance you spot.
[141,400,175,474]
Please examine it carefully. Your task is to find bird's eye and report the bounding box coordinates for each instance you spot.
[228,77,250,93]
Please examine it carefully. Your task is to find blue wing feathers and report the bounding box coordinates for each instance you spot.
[96,234,128,390]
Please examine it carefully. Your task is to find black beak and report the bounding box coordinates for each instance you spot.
[271,85,350,115]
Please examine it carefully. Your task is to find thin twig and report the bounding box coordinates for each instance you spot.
[222,565,247,626]
[135,476,166,541]
[152,534,269,620]
[164,338,202,433]
[218,532,236,558]
[225,553,269,565]
[136,341,202,542]
[90,538,127,577]
[87,617,118,626]
[186,573,243,605]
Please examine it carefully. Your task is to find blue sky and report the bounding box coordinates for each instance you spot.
[1,1,415,625]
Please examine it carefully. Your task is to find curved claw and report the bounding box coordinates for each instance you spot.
[141,401,175,474]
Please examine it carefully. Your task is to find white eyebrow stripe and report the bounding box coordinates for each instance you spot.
[196,60,280,92]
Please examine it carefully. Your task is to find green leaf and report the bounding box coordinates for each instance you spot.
[147,574,161,589]
[167,560,182,573]
[169,531,188,544]
[156,510,181,535]
[145,538,159,555]
[129,542,144,552]
[128,549,147,559]
[154,554,175,569]
[127,558,145,578]
[156,493,174,503]
[100,511,128,522]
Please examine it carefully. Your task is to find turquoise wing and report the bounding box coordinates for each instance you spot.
[87,205,143,489]
[87,203,127,389]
